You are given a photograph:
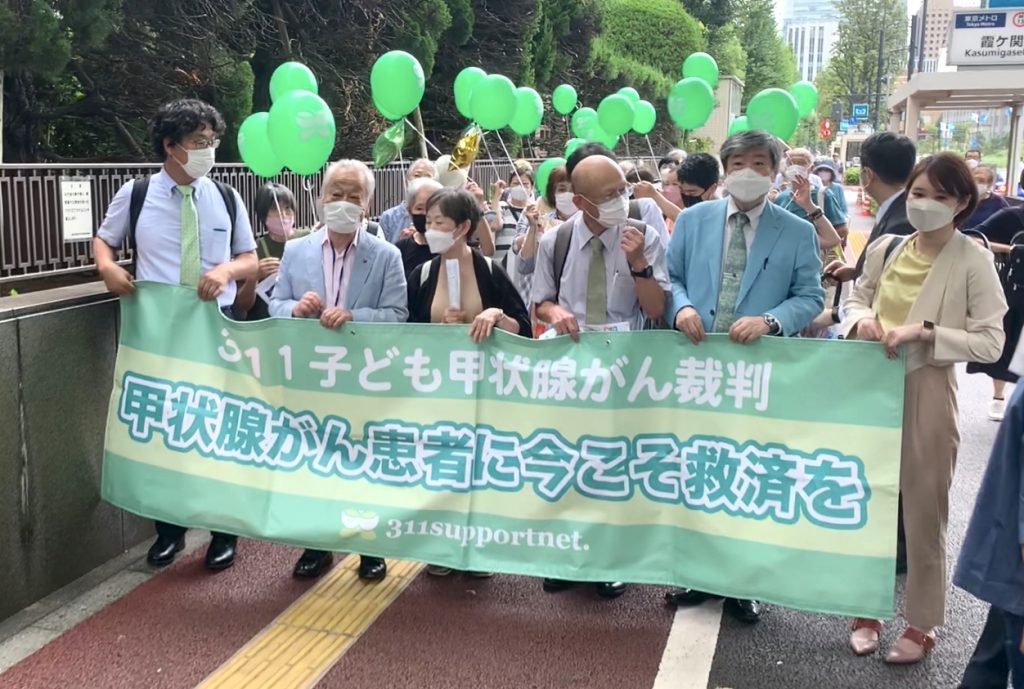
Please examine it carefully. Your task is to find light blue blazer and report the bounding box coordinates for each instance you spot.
[269,227,409,322]
[667,199,823,336]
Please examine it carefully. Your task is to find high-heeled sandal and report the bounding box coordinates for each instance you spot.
[884,627,936,664]
[849,618,883,656]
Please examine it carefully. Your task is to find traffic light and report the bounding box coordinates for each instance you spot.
[819,119,833,139]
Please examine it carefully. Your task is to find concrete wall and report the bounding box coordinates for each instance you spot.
[0,284,150,622]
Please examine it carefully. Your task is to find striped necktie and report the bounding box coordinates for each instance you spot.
[177,184,201,287]
[712,212,749,333]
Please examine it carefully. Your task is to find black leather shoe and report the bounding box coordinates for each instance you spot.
[204,536,237,571]
[146,535,185,567]
[293,549,333,578]
[596,582,627,599]
[542,578,575,593]
[724,598,762,624]
[896,557,908,575]
[358,556,387,581]
[665,588,722,607]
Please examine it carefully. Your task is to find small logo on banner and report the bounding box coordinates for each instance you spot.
[340,509,380,540]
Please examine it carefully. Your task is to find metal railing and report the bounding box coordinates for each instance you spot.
[0,159,536,283]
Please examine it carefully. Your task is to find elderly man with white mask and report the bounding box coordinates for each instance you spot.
[270,159,408,582]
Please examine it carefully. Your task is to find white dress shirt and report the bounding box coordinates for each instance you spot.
[97,170,256,308]
[875,190,904,226]
[724,196,767,255]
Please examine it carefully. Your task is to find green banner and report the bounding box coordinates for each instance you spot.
[102,282,904,618]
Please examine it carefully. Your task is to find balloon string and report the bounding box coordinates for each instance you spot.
[479,130,502,180]
[493,129,524,188]
[302,177,317,224]
[624,134,631,159]
[403,117,445,157]
[645,135,658,169]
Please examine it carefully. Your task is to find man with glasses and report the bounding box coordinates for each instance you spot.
[529,154,669,600]
[94,99,258,572]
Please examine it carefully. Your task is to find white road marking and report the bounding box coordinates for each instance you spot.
[652,601,724,689]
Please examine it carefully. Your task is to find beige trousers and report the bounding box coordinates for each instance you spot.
[900,364,960,629]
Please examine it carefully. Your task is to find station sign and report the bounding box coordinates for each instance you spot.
[949,9,1024,65]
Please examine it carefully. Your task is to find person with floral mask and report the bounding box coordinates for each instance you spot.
[664,129,824,625]
[94,99,257,574]
[963,164,1009,230]
[235,183,309,320]
[841,152,1006,665]
[395,177,444,277]
[530,154,668,600]
[269,159,408,584]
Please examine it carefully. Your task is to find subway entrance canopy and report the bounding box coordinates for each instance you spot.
[888,69,1024,192]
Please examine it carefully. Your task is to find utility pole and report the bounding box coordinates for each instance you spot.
[917,0,929,73]
[873,2,887,131]
[908,15,918,79]
[0,70,4,163]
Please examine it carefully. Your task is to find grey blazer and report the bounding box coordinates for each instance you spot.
[269,227,408,322]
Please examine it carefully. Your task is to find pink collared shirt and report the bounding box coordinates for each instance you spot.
[321,229,360,309]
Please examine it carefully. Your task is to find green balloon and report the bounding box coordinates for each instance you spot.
[269,62,318,103]
[617,87,640,105]
[238,112,282,178]
[727,115,750,136]
[267,90,336,176]
[509,87,544,136]
[667,77,715,130]
[597,94,636,137]
[789,80,819,118]
[552,84,578,115]
[746,88,800,140]
[454,67,486,120]
[632,100,656,135]
[571,107,597,138]
[370,50,425,120]
[682,52,719,88]
[471,74,517,130]
[564,137,586,157]
[587,121,618,150]
[535,157,566,199]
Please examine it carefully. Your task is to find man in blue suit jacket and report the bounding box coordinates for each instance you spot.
[270,160,408,582]
[663,130,824,624]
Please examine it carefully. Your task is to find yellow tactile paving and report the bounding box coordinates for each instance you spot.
[847,230,868,261]
[195,555,423,689]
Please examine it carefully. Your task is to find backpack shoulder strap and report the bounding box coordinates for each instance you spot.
[882,234,906,267]
[365,220,383,239]
[128,175,151,248]
[552,220,574,302]
[211,179,237,243]
[628,199,642,221]
[625,219,647,232]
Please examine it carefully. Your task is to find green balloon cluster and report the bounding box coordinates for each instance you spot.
[552,84,578,115]
[471,74,517,130]
[745,88,800,140]
[239,61,336,177]
[451,67,547,134]
[535,157,566,198]
[597,94,635,137]
[667,77,714,131]
[632,100,656,135]
[789,80,819,118]
[370,51,426,120]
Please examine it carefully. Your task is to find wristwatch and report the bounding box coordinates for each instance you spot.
[807,207,824,222]
[763,313,782,335]
[630,265,654,279]
[923,320,935,332]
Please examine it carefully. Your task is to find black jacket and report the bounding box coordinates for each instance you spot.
[407,249,533,337]
[855,191,915,277]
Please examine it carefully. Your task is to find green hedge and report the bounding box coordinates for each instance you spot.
[844,166,861,185]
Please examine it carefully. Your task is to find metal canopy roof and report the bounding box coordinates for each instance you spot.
[888,69,1024,112]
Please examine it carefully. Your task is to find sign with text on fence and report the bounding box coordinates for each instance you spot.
[60,177,94,242]
[102,283,904,618]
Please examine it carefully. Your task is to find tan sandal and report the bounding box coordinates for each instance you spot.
[849,618,883,656]
[884,627,935,664]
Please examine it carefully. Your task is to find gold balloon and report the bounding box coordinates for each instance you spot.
[450,126,482,170]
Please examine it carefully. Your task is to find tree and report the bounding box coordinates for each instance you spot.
[707,24,747,81]
[734,0,797,105]
[821,0,908,128]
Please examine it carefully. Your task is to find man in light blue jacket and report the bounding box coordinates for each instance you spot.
[270,159,408,582]
[663,130,824,624]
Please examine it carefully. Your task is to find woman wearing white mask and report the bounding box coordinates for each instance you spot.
[963,164,1009,230]
[842,152,1007,664]
[407,188,531,340]
[492,168,535,265]
[511,165,574,305]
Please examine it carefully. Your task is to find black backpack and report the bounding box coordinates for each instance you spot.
[127,175,237,272]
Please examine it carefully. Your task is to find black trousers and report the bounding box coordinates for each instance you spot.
[961,605,1013,689]
[896,494,907,570]
[155,521,236,542]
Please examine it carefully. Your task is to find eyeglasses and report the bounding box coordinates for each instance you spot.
[183,137,221,150]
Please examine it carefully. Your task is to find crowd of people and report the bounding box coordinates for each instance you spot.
[91,98,1024,685]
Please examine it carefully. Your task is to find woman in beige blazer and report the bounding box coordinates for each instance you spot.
[842,153,1007,664]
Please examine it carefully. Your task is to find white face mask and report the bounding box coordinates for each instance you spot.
[585,191,629,228]
[906,197,956,233]
[555,191,577,217]
[176,145,215,179]
[724,168,773,203]
[784,164,808,182]
[425,229,457,254]
[508,185,530,204]
[977,183,990,197]
[322,200,363,234]
[967,159,980,170]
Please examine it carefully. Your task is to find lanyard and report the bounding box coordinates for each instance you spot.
[330,242,354,308]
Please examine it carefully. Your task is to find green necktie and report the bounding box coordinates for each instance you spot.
[177,184,201,287]
[585,235,607,326]
[712,212,749,333]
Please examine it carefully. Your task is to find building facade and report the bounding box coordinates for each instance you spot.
[780,0,840,82]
